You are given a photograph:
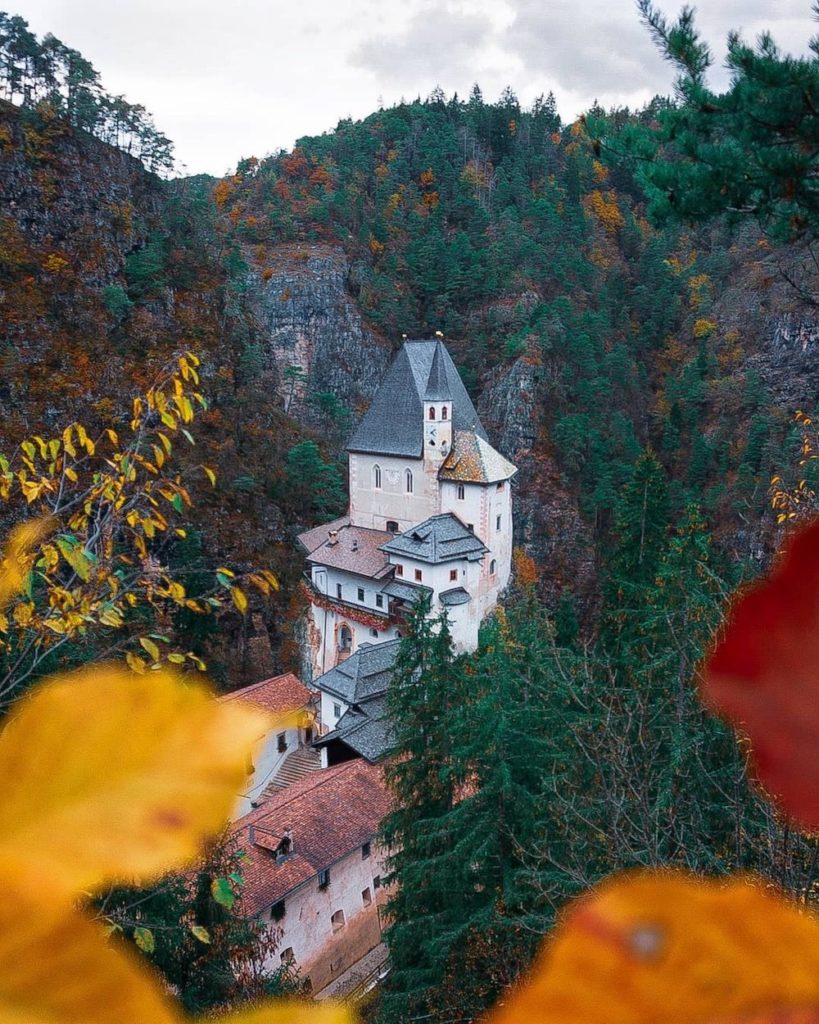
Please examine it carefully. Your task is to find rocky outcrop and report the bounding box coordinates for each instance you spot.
[478,354,597,610]
[249,244,391,428]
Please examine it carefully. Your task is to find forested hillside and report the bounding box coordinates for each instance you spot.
[217,87,819,610]
[2,16,818,681]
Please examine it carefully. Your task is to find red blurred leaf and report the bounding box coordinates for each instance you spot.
[704,517,819,829]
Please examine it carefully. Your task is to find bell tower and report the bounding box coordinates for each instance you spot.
[423,340,452,462]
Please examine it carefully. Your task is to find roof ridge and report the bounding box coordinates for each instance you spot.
[219,671,304,701]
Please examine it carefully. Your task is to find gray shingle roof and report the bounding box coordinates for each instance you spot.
[439,587,471,606]
[314,694,393,763]
[424,342,451,401]
[347,340,486,456]
[381,513,488,565]
[382,579,431,604]
[313,638,400,704]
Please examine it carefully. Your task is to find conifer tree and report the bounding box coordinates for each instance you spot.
[378,598,464,1024]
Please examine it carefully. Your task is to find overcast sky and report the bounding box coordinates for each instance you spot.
[14,0,818,176]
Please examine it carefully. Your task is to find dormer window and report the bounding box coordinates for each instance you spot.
[428,407,436,420]
[442,406,448,419]
[405,469,413,494]
[373,464,381,489]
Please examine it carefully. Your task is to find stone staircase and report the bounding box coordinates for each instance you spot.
[261,746,321,798]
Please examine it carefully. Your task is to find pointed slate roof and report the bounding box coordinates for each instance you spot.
[347,340,486,457]
[424,341,451,401]
[381,513,488,565]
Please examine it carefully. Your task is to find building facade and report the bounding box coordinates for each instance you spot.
[299,339,516,679]
[232,760,391,995]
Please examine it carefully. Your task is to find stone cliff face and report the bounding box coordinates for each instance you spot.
[0,100,161,293]
[478,355,597,609]
[248,244,391,430]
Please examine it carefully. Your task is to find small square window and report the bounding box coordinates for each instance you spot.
[331,908,345,931]
[395,564,403,577]
[362,887,372,907]
[373,875,382,889]
[362,841,371,859]
[333,703,341,719]
[370,627,378,638]
[449,568,457,582]
[467,523,474,533]
[375,593,384,608]
[357,587,365,602]
[270,900,286,922]
[496,481,504,491]
[319,868,330,889]
[414,569,422,582]
[277,732,287,753]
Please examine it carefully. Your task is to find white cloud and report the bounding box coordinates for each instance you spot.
[12,0,818,174]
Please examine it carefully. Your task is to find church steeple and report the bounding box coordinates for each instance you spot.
[424,341,451,402]
[423,341,453,459]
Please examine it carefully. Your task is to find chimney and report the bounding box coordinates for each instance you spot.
[351,538,359,551]
[328,530,339,546]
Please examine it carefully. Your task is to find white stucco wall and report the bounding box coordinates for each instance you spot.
[233,721,306,819]
[261,842,389,993]
[348,452,437,532]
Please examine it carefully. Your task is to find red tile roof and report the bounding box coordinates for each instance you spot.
[305,524,394,579]
[297,515,350,555]
[230,761,391,916]
[220,672,313,717]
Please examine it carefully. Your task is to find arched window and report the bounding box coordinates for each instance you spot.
[373,464,381,489]
[442,406,448,420]
[490,559,497,576]
[405,469,413,493]
[428,407,436,420]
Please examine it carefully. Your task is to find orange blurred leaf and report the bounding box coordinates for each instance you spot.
[704,517,819,829]
[0,863,179,1024]
[0,665,269,893]
[486,872,819,1024]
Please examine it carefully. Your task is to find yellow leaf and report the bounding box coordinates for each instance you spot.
[167,653,186,664]
[139,637,161,662]
[0,666,269,894]
[12,602,34,627]
[0,865,180,1024]
[125,652,147,673]
[231,586,248,614]
[0,519,55,610]
[211,1003,352,1024]
[486,872,819,1024]
[203,465,217,487]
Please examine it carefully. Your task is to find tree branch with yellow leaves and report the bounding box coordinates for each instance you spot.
[0,352,277,706]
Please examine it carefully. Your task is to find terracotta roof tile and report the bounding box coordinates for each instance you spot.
[220,672,313,717]
[306,524,393,579]
[230,761,391,916]
[297,515,350,554]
